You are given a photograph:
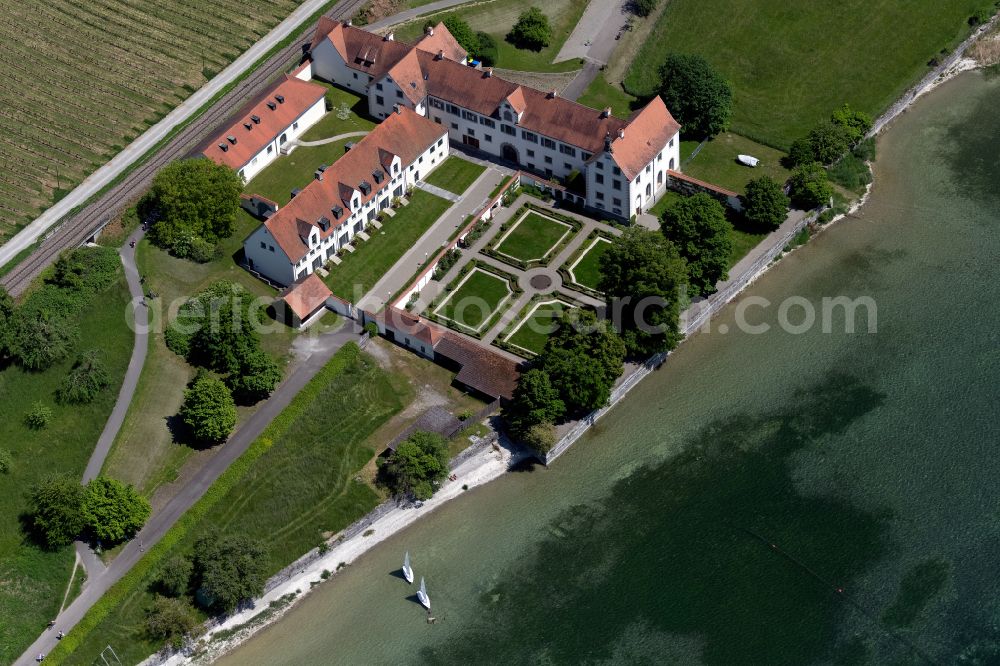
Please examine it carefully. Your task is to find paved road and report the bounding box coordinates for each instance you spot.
[0,0,342,270]
[15,323,362,666]
[559,0,631,102]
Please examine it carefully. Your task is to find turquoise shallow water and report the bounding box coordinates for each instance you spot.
[220,71,1000,665]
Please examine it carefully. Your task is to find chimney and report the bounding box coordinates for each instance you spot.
[425,25,434,36]
[484,68,493,78]
[618,128,625,140]
[385,31,395,41]
[604,131,613,153]
[346,19,353,27]
[435,49,444,60]
[547,88,558,99]
[601,107,611,119]
[393,104,403,115]
[315,169,324,181]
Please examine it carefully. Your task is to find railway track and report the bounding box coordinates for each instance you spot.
[1,0,368,297]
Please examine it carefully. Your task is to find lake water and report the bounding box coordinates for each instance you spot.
[219,71,1000,665]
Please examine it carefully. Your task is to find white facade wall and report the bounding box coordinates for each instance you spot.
[238,97,327,183]
[311,40,372,94]
[368,77,418,119]
[584,131,680,219]
[246,132,449,287]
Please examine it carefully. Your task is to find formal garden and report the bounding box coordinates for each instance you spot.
[489,208,577,267]
[502,297,577,356]
[431,262,519,335]
[563,232,613,293]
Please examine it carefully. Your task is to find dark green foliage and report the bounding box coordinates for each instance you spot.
[538,311,625,414]
[193,534,269,614]
[661,193,733,297]
[630,0,658,17]
[227,349,282,405]
[11,314,78,371]
[807,122,853,165]
[157,556,194,597]
[443,16,479,54]
[363,321,379,337]
[597,227,687,355]
[378,431,450,500]
[657,53,733,137]
[146,158,242,254]
[50,247,121,293]
[476,31,498,67]
[852,137,877,161]
[171,235,217,263]
[27,474,86,549]
[830,103,872,144]
[83,476,151,545]
[180,374,237,445]
[788,104,874,166]
[828,153,872,192]
[507,7,552,51]
[145,596,198,648]
[788,163,834,209]
[57,350,110,404]
[24,401,54,430]
[741,176,790,230]
[0,286,13,357]
[0,448,11,474]
[787,137,815,168]
[504,368,566,436]
[432,248,462,280]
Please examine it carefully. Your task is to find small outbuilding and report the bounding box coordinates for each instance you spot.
[280,273,332,328]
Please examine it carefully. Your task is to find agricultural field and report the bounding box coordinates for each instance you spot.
[621,0,996,148]
[0,0,302,243]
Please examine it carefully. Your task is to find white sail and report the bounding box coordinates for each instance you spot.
[417,577,431,610]
[402,552,414,584]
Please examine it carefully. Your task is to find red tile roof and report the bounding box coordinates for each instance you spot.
[261,107,445,262]
[415,23,468,63]
[202,75,326,171]
[667,169,738,197]
[608,97,682,180]
[282,273,332,321]
[375,308,446,347]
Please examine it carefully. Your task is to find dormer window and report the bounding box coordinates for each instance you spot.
[372,170,384,184]
[359,180,372,196]
[503,111,513,122]
[331,205,344,220]
[226,135,237,144]
[317,217,331,232]
[267,101,277,110]
[275,94,285,104]
[251,115,261,124]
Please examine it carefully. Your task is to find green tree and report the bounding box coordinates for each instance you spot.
[228,348,282,405]
[194,534,269,614]
[807,121,852,165]
[82,476,151,544]
[57,349,110,404]
[658,53,733,137]
[787,137,815,168]
[507,7,552,51]
[476,31,498,67]
[158,556,194,597]
[788,163,833,209]
[145,595,199,648]
[631,0,658,17]
[146,158,242,252]
[11,312,78,370]
[24,401,54,430]
[662,193,733,296]
[180,374,237,445]
[443,16,480,55]
[831,103,872,144]
[504,368,565,436]
[539,311,625,414]
[599,227,689,355]
[741,176,790,230]
[180,282,264,375]
[27,474,85,549]
[379,431,450,500]
[0,286,14,357]
[523,422,557,454]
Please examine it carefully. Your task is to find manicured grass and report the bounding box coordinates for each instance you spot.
[56,344,399,665]
[507,299,574,355]
[683,133,792,194]
[622,0,994,148]
[299,84,376,142]
[0,275,133,663]
[649,190,687,220]
[395,0,588,73]
[324,189,452,301]
[569,236,612,291]
[578,75,641,119]
[495,212,571,262]
[729,226,769,268]
[436,268,513,332]
[423,156,487,195]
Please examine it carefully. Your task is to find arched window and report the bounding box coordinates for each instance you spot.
[668,157,675,170]
[657,171,663,185]
[646,183,652,197]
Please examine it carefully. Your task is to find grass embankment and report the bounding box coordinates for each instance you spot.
[51,343,402,665]
[394,0,588,73]
[324,189,452,301]
[423,156,487,195]
[621,0,995,149]
[101,212,301,496]
[0,260,133,663]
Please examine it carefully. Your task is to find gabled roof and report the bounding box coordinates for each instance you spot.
[505,87,527,114]
[202,75,326,170]
[385,50,426,105]
[260,107,445,262]
[414,23,468,63]
[282,273,331,321]
[608,97,682,180]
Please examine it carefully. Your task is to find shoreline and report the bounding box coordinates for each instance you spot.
[150,52,991,666]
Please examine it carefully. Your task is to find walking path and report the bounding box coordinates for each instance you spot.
[414,181,462,202]
[559,0,630,101]
[0,0,343,268]
[290,130,369,148]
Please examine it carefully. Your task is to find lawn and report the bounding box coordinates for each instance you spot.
[495,211,572,263]
[621,0,994,148]
[683,133,792,194]
[324,189,452,301]
[394,0,588,73]
[56,344,401,665]
[578,75,642,119]
[423,156,487,195]
[506,299,574,355]
[568,235,612,291]
[0,273,133,663]
[435,267,514,332]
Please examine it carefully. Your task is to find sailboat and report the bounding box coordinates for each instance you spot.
[417,577,431,611]
[402,552,414,584]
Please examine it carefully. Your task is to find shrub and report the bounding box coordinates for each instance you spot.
[807,121,853,164]
[145,595,198,648]
[180,374,237,445]
[788,163,834,209]
[57,349,110,404]
[11,313,78,371]
[27,474,86,549]
[227,349,282,405]
[24,401,54,430]
[477,31,498,67]
[83,476,152,545]
[507,7,552,50]
[504,369,565,435]
[853,137,877,162]
[363,321,379,337]
[443,16,479,54]
[0,448,11,474]
[158,556,194,597]
[630,0,658,17]
[969,8,993,25]
[194,534,269,614]
[432,248,462,280]
[524,422,557,454]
